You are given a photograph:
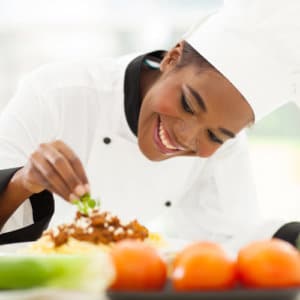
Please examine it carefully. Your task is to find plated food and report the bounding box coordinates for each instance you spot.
[28,208,164,255]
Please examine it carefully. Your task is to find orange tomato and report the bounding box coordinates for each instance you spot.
[172,241,237,291]
[237,238,300,288]
[110,239,167,291]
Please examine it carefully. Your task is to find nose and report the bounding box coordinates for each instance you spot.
[174,119,219,157]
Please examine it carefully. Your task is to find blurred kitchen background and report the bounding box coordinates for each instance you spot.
[0,0,299,221]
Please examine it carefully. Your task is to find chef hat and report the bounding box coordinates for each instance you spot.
[184,2,293,122]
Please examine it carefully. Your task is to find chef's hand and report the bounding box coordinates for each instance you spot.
[19,140,89,202]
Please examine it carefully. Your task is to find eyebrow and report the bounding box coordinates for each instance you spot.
[186,85,207,112]
[219,127,235,138]
[185,85,235,140]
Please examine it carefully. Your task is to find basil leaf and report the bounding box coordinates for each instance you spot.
[73,193,100,215]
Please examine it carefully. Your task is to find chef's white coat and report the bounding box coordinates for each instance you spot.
[0,0,299,251]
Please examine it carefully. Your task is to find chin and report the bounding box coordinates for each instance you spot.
[137,139,165,162]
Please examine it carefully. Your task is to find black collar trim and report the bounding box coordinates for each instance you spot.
[124,51,165,136]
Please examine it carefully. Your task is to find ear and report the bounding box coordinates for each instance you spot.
[160,41,185,72]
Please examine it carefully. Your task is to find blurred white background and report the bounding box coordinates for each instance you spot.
[0,0,299,222]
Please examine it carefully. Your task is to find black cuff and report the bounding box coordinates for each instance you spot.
[0,167,22,193]
[273,222,300,247]
[0,167,54,245]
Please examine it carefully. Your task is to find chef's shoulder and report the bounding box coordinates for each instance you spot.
[19,53,138,96]
[210,129,249,161]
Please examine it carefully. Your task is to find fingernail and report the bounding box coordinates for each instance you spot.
[69,194,79,203]
[74,185,86,197]
[84,184,90,193]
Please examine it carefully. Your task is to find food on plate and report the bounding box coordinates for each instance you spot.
[237,238,300,288]
[0,253,115,292]
[171,241,237,291]
[27,193,166,254]
[44,210,148,246]
[28,208,156,254]
[109,240,167,291]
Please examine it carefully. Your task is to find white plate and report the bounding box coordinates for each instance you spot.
[0,242,32,255]
[0,238,190,258]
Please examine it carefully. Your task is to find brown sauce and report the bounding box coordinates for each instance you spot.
[43,209,149,247]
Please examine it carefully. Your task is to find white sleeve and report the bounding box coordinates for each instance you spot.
[0,60,101,169]
[0,62,101,233]
[208,132,260,236]
[185,131,284,254]
[0,74,60,232]
[0,76,59,169]
[158,132,261,248]
[210,133,285,254]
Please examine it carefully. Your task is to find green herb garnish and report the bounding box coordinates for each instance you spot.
[72,193,100,215]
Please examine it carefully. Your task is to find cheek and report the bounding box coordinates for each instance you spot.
[197,141,220,158]
[154,97,177,116]
[173,121,220,158]
[198,147,218,158]
[150,82,179,116]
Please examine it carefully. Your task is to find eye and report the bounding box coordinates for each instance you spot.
[207,130,223,144]
[181,94,194,114]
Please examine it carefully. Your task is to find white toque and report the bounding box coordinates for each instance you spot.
[185,0,300,122]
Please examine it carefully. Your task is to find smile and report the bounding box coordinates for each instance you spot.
[154,117,186,155]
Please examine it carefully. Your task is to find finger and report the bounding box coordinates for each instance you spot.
[38,143,84,197]
[30,151,72,201]
[25,165,74,201]
[52,140,90,192]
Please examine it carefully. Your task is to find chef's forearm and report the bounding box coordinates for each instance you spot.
[0,169,32,230]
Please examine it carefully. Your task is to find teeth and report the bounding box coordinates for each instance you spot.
[158,121,178,150]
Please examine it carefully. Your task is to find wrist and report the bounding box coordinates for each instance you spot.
[0,167,34,229]
[11,168,34,197]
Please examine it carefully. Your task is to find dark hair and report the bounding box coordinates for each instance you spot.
[176,41,214,70]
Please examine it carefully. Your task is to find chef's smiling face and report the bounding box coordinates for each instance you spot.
[137,42,254,161]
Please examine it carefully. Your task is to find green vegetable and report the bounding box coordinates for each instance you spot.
[72,193,100,215]
[0,254,115,292]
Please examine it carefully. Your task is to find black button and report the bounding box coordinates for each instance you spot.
[165,201,172,207]
[103,137,111,144]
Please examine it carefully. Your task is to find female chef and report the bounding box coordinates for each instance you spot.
[0,0,299,248]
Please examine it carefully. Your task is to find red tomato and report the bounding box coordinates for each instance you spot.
[110,240,167,291]
[172,241,237,291]
[237,238,300,288]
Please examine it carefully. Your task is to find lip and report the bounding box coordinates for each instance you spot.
[153,116,186,155]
